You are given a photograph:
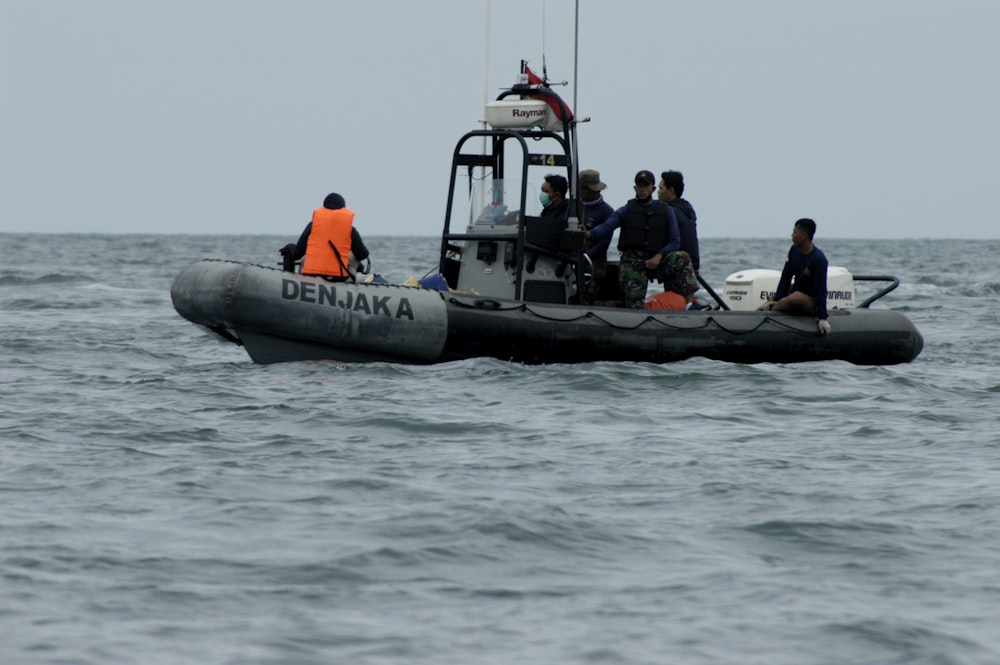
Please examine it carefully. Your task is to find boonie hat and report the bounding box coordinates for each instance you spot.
[579,169,607,192]
[634,170,656,186]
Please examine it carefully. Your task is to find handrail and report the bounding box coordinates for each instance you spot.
[853,275,900,308]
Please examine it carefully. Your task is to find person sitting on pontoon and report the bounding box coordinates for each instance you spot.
[279,193,370,281]
[764,217,831,335]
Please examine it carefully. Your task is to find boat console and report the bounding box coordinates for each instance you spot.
[437,63,589,304]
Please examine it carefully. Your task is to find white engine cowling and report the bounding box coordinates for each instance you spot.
[722,267,856,311]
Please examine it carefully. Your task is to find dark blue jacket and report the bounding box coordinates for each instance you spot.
[582,196,615,260]
[775,244,829,319]
[668,198,699,271]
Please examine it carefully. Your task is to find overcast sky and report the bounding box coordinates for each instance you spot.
[3,0,998,238]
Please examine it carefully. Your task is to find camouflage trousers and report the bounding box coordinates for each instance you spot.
[619,249,699,309]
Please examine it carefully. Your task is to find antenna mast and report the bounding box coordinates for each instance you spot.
[479,0,492,214]
[573,0,579,115]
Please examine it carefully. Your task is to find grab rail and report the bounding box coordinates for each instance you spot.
[853,275,901,308]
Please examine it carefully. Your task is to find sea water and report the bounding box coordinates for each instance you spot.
[2,233,999,665]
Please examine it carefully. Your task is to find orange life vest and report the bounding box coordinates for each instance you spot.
[643,291,687,311]
[302,208,355,277]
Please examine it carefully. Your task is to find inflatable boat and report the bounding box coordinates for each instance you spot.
[172,259,922,365]
[171,62,923,366]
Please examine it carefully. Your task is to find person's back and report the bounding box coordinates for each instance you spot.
[279,192,369,281]
[304,210,353,278]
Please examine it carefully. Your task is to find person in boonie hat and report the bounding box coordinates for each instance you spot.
[579,169,607,192]
[578,169,615,281]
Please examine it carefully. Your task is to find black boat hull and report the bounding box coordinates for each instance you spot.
[171,260,923,366]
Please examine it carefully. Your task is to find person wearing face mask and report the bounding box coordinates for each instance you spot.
[585,170,701,309]
[539,174,570,220]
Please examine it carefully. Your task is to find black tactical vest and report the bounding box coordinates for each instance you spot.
[618,200,670,254]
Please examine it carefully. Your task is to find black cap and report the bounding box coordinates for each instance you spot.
[323,192,346,210]
[634,170,655,186]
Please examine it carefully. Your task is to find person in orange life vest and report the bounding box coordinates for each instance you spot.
[278,193,370,281]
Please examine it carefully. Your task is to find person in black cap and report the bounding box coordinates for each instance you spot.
[278,193,370,281]
[585,170,701,308]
